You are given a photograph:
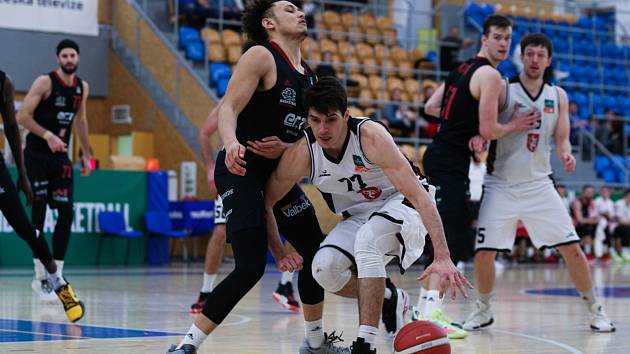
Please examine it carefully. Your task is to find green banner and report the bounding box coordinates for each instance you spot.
[0,169,147,266]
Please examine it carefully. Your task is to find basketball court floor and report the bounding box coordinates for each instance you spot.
[1,263,628,353]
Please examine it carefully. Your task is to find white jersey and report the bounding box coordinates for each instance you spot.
[594,196,615,218]
[306,118,399,216]
[486,77,561,185]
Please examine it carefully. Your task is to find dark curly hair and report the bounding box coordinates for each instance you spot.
[242,0,303,45]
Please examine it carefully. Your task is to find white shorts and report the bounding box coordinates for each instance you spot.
[476,179,579,251]
[320,193,426,276]
[214,196,226,225]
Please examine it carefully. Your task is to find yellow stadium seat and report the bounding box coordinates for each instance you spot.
[348,106,365,117]
[358,14,376,31]
[404,78,421,96]
[358,89,375,108]
[376,16,393,32]
[350,73,368,88]
[222,29,242,47]
[365,28,380,45]
[391,47,410,64]
[226,45,241,64]
[201,27,221,44]
[341,12,357,31]
[323,10,341,27]
[320,38,339,56]
[208,43,226,62]
[362,57,379,76]
[383,28,397,46]
[367,75,384,93]
[387,77,404,92]
[397,60,414,79]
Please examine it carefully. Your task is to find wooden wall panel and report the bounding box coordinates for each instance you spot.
[113,0,138,53]
[139,21,177,100]
[179,68,214,128]
[99,0,112,25]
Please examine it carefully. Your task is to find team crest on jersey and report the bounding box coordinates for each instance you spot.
[527,133,540,152]
[544,99,555,113]
[55,96,66,107]
[359,186,382,200]
[280,87,297,106]
[353,155,369,172]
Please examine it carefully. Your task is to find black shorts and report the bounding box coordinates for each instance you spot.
[24,148,73,208]
[575,224,596,238]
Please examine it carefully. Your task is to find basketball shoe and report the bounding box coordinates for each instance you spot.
[298,331,351,354]
[349,338,376,354]
[190,292,210,314]
[272,281,300,312]
[166,344,196,353]
[31,278,58,303]
[589,303,615,332]
[381,278,409,335]
[55,283,85,322]
[428,309,468,339]
[462,300,494,331]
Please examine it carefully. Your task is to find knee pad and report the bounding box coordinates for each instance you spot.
[354,224,387,279]
[311,246,353,293]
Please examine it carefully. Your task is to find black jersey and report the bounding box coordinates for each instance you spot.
[235,41,317,181]
[433,56,491,154]
[25,71,83,154]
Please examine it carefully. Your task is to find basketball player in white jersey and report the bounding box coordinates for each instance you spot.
[264,77,471,354]
[462,33,615,332]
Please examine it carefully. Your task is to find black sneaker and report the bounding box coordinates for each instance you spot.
[190,292,210,314]
[166,344,196,353]
[272,281,300,312]
[381,278,409,334]
[350,338,376,354]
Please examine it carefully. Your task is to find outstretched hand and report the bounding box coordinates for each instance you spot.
[276,252,303,272]
[418,257,473,300]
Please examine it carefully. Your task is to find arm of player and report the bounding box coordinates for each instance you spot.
[477,68,540,141]
[218,46,275,176]
[17,76,67,153]
[553,87,576,173]
[572,200,586,225]
[0,74,33,205]
[199,99,223,191]
[263,138,312,271]
[423,82,444,118]
[74,81,92,176]
[360,122,472,299]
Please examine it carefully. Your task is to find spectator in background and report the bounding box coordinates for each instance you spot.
[593,114,613,154]
[419,83,440,138]
[315,51,337,78]
[605,109,624,155]
[557,184,573,214]
[382,88,418,137]
[572,185,600,262]
[439,26,473,72]
[594,185,614,261]
[613,189,630,263]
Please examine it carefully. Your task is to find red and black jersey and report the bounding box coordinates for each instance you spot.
[26,71,83,154]
[235,41,317,181]
[433,56,491,153]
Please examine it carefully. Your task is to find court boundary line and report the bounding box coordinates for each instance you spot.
[494,329,584,354]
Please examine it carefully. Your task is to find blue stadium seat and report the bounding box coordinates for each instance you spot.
[217,78,229,97]
[179,27,200,50]
[603,95,617,111]
[595,155,610,173]
[497,60,517,78]
[185,41,205,62]
[464,2,485,29]
[209,63,231,88]
[601,168,616,183]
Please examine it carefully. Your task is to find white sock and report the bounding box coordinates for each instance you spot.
[579,288,597,309]
[33,259,46,280]
[422,290,443,318]
[304,319,324,348]
[55,260,64,277]
[357,325,378,350]
[417,287,428,311]
[478,292,492,306]
[48,269,67,290]
[384,287,392,300]
[280,271,294,285]
[201,273,217,293]
[178,324,207,349]
[584,244,592,255]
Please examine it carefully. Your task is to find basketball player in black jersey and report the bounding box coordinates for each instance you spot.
[17,39,92,302]
[0,70,84,322]
[419,15,540,327]
[167,2,346,353]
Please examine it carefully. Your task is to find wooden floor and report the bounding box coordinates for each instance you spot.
[0,262,628,353]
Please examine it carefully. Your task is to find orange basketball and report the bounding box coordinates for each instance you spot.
[393,321,450,354]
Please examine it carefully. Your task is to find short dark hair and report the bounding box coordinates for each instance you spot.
[583,184,594,191]
[483,14,512,36]
[303,76,347,115]
[242,0,303,45]
[520,33,553,58]
[56,39,80,56]
[624,188,630,197]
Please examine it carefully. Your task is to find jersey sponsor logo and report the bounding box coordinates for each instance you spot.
[280,195,311,218]
[527,133,540,152]
[52,188,69,202]
[55,96,66,107]
[284,113,306,134]
[359,186,382,200]
[280,87,297,107]
[57,111,75,125]
[352,155,369,172]
[318,169,331,177]
[544,99,555,113]
[220,189,234,200]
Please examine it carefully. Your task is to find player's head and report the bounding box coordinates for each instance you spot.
[600,185,611,198]
[520,33,553,80]
[556,184,566,196]
[242,0,306,45]
[582,184,594,199]
[481,14,512,64]
[56,39,80,75]
[303,76,349,150]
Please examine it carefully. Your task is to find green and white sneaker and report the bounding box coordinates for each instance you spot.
[429,309,468,339]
